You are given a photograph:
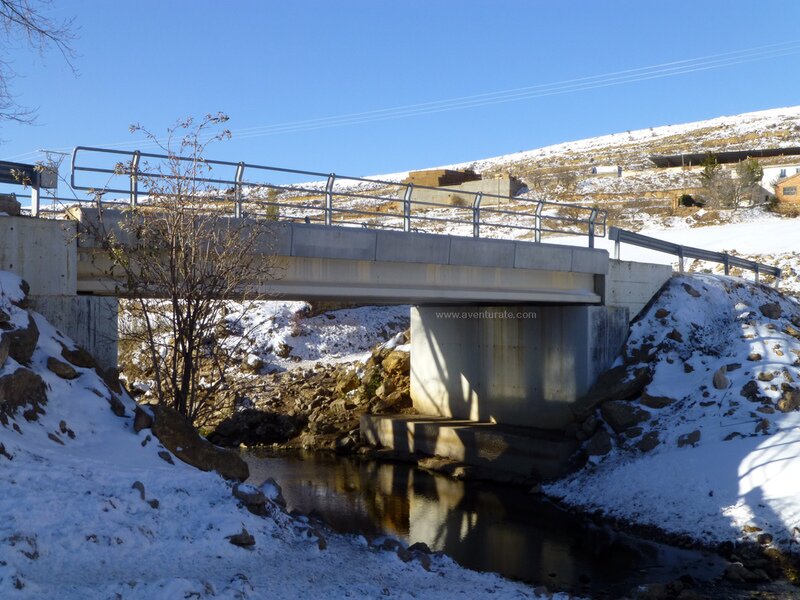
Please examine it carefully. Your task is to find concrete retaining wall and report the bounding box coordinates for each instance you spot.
[29,295,119,372]
[408,176,524,207]
[605,259,673,318]
[410,304,629,430]
[0,216,76,296]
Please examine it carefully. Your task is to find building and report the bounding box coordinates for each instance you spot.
[775,172,800,203]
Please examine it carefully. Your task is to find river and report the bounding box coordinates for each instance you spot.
[243,449,732,598]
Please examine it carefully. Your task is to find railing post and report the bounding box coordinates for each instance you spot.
[754,264,760,284]
[129,150,141,208]
[534,201,543,243]
[30,182,40,218]
[723,254,730,276]
[403,184,413,233]
[325,173,335,226]
[472,192,483,238]
[234,161,245,219]
[588,208,598,248]
[677,247,685,273]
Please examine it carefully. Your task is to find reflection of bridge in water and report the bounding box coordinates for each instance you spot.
[243,450,726,596]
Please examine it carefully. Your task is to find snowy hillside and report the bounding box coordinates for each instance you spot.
[0,271,554,599]
[547,274,800,557]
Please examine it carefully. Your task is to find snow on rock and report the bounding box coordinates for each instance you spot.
[546,273,800,551]
[0,273,546,598]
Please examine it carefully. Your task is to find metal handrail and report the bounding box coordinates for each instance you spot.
[609,226,781,285]
[59,145,607,247]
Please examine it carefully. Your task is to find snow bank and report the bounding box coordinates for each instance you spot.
[546,274,800,551]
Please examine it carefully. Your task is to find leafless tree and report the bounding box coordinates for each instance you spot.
[1,0,76,124]
[700,155,763,210]
[87,114,278,426]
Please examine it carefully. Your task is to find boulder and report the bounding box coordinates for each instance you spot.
[585,428,612,456]
[678,430,701,448]
[7,314,39,365]
[151,404,249,481]
[133,405,154,432]
[759,302,782,320]
[0,368,48,420]
[381,351,410,375]
[232,483,267,507]
[0,332,10,367]
[640,390,675,409]
[59,343,97,369]
[777,388,800,413]
[207,409,303,447]
[636,431,660,452]
[46,357,79,380]
[600,400,650,434]
[335,370,360,395]
[573,365,652,419]
[712,367,730,390]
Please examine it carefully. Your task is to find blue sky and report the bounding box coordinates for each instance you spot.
[2,0,800,178]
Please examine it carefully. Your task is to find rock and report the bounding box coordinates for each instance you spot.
[0,368,48,420]
[654,308,670,319]
[712,367,730,390]
[757,372,775,382]
[785,323,800,339]
[666,328,684,343]
[226,528,255,548]
[132,481,146,500]
[208,409,303,447]
[636,432,660,452]
[381,351,410,375]
[740,380,765,402]
[574,366,652,418]
[98,367,122,394]
[259,477,287,509]
[777,388,800,413]
[7,315,39,365]
[726,363,741,372]
[757,533,774,545]
[678,430,701,448]
[585,428,612,456]
[625,342,655,364]
[274,342,292,358]
[759,302,782,320]
[46,357,79,380]
[747,352,762,361]
[241,354,264,374]
[106,394,126,417]
[0,195,21,216]
[133,405,154,432]
[59,343,97,369]
[640,390,675,409]
[755,419,770,434]
[600,401,650,434]
[157,450,174,464]
[151,404,249,481]
[374,379,396,400]
[682,283,701,298]
[335,370,360,395]
[232,483,267,507]
[0,332,10,366]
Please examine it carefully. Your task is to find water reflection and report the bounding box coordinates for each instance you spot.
[244,450,724,597]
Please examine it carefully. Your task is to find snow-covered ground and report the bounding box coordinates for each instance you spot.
[0,271,553,599]
[546,273,800,553]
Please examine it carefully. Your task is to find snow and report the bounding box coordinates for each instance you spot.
[0,276,551,598]
[545,274,800,551]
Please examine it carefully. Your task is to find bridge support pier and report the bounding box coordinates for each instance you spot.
[410,304,629,430]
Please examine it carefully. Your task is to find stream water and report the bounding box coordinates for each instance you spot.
[243,450,728,598]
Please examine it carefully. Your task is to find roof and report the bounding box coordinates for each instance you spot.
[776,171,800,187]
[649,147,800,168]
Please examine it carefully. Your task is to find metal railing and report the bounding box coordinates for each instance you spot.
[609,226,781,285]
[57,146,607,247]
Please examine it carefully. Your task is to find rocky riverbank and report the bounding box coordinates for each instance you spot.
[208,331,413,452]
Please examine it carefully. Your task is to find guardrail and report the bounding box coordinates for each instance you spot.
[609,226,781,285]
[58,146,607,247]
